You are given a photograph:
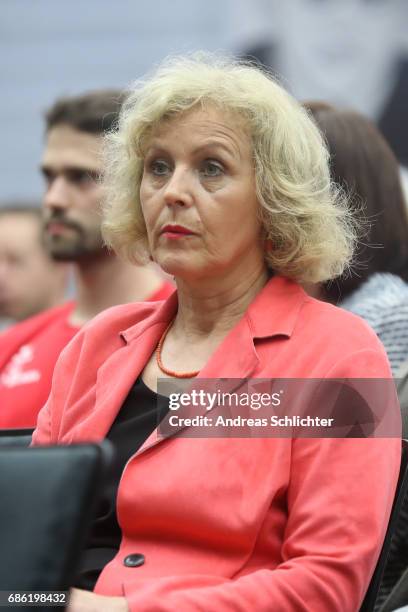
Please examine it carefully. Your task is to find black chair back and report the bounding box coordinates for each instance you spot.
[0,442,113,602]
[360,439,408,611]
[0,428,34,447]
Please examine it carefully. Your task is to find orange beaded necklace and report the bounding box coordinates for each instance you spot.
[156,321,200,379]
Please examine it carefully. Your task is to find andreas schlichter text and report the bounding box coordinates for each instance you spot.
[167,415,334,428]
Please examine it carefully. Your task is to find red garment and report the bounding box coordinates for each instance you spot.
[146,282,175,303]
[0,301,78,428]
[32,277,401,612]
[0,282,174,428]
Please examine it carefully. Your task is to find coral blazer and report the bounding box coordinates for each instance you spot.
[32,276,401,612]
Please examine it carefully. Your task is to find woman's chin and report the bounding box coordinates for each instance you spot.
[155,255,207,282]
[156,257,192,277]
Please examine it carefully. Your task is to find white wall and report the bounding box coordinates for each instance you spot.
[1,0,237,200]
[2,0,407,201]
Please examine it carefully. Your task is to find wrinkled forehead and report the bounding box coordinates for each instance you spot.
[140,104,252,156]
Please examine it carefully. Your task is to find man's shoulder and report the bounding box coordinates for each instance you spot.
[0,302,74,348]
[0,302,76,372]
[0,302,74,338]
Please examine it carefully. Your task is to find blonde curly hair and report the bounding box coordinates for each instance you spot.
[102,53,357,283]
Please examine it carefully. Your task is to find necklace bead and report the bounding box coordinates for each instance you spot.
[156,321,200,379]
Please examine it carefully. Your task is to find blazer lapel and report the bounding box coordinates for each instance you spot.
[134,277,307,456]
[68,277,305,451]
[95,323,166,431]
[62,292,178,443]
[136,313,260,456]
[83,294,179,440]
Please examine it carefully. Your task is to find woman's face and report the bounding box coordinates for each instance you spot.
[139,106,265,282]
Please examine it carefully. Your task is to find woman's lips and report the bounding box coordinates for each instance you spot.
[160,225,196,239]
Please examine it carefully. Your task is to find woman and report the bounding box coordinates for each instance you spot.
[304,102,408,375]
[32,54,400,612]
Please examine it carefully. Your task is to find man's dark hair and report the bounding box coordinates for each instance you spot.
[304,101,408,303]
[45,89,127,135]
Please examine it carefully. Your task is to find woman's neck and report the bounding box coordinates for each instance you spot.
[173,264,269,339]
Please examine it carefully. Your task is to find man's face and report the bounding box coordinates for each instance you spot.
[41,125,105,261]
[0,213,65,321]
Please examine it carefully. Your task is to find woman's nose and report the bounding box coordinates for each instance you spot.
[163,168,193,208]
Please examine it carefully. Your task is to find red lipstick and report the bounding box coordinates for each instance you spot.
[161,224,195,239]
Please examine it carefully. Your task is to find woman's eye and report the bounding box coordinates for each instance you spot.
[201,160,224,177]
[150,160,170,176]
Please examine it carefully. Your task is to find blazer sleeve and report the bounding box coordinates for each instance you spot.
[31,328,88,445]
[119,348,401,612]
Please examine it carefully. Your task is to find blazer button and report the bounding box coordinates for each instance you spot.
[123,553,145,567]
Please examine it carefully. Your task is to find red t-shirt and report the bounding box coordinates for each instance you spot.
[0,282,174,429]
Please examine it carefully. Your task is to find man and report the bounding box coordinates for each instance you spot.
[0,204,69,325]
[0,90,173,428]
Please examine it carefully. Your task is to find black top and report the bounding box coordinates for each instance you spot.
[75,377,169,590]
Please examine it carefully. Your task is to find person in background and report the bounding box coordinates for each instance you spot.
[0,204,69,327]
[32,53,400,612]
[304,102,408,611]
[304,102,408,375]
[0,89,173,429]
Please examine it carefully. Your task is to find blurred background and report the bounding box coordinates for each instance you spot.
[2,0,408,201]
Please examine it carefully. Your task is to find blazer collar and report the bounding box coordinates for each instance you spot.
[120,275,306,346]
[245,275,307,339]
[66,279,307,446]
[120,290,179,345]
[117,276,307,456]
[115,275,307,391]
